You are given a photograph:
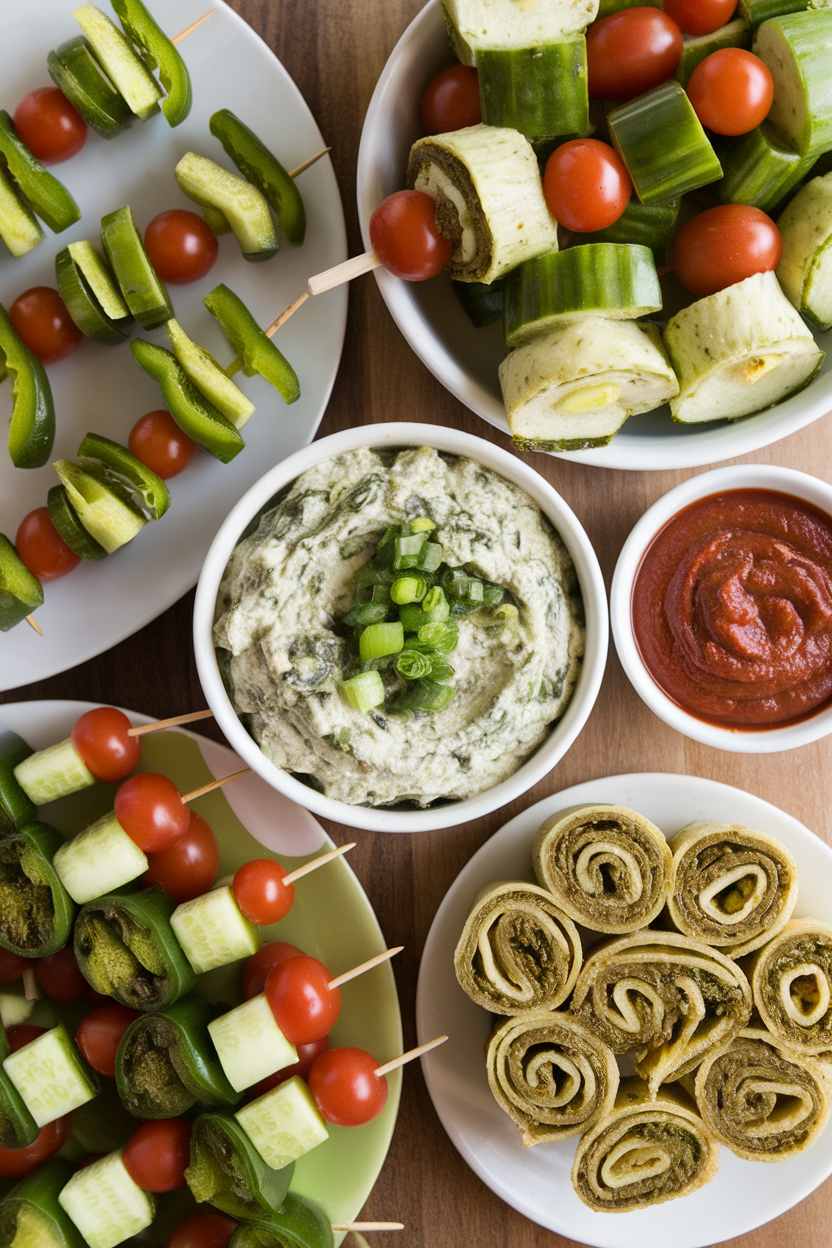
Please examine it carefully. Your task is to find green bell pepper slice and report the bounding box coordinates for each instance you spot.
[77,431,170,521]
[0,304,55,469]
[0,1021,40,1150]
[74,885,197,1012]
[230,1195,334,1248]
[115,995,242,1118]
[209,110,305,246]
[0,1158,85,1247]
[0,732,35,836]
[204,285,300,405]
[0,822,76,959]
[0,112,80,234]
[186,1111,294,1220]
[111,0,192,126]
[0,536,43,633]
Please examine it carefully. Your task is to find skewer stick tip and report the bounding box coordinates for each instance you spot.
[180,766,251,804]
[171,7,214,44]
[374,1034,448,1078]
[264,290,309,338]
[128,708,214,737]
[22,967,39,1002]
[288,147,332,180]
[328,945,403,991]
[308,251,381,296]
[25,615,43,635]
[332,1224,404,1232]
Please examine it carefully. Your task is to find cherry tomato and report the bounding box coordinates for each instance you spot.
[128,409,197,479]
[686,48,773,136]
[586,9,683,100]
[144,210,219,284]
[13,87,87,163]
[248,1035,330,1099]
[0,948,27,985]
[71,706,141,781]
[124,1118,192,1192]
[232,859,294,926]
[0,1114,73,1178]
[265,955,341,1045]
[6,1026,44,1053]
[142,811,219,903]
[241,941,304,1000]
[672,204,782,297]
[543,139,631,232]
[15,508,81,583]
[662,0,737,36]
[76,1003,141,1077]
[369,190,452,281]
[166,1213,237,1248]
[35,945,87,1003]
[308,1046,388,1127]
[421,65,481,134]
[114,772,190,854]
[9,287,82,363]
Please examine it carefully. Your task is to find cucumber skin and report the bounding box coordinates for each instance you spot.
[754,11,832,157]
[0,731,35,835]
[574,198,679,265]
[674,20,751,87]
[55,247,129,346]
[100,206,173,330]
[718,122,813,211]
[47,485,109,561]
[478,40,588,141]
[47,37,134,140]
[0,821,77,959]
[608,82,723,204]
[186,1112,294,1219]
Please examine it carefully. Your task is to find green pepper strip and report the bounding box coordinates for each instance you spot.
[186,1112,294,1220]
[230,1194,335,1248]
[0,304,55,469]
[204,285,300,404]
[0,822,76,958]
[111,0,192,127]
[209,110,305,246]
[115,996,242,1118]
[74,885,196,1012]
[0,1158,86,1248]
[77,431,170,521]
[0,111,80,233]
[0,1021,39,1150]
[0,535,43,633]
[0,732,35,836]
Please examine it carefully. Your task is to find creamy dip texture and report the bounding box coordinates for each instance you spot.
[214,446,585,807]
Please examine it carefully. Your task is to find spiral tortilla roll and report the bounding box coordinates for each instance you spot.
[572,1078,720,1211]
[694,1025,831,1161]
[749,919,832,1054]
[667,821,799,959]
[453,882,582,1015]
[532,804,672,934]
[570,931,752,1095]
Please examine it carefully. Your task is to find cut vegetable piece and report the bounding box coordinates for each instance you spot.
[663,269,824,422]
[130,338,246,461]
[754,10,832,156]
[171,885,261,974]
[68,240,130,320]
[776,170,832,328]
[0,303,55,470]
[718,121,811,211]
[111,0,192,127]
[499,317,678,451]
[0,821,76,958]
[0,165,44,259]
[186,1112,294,1219]
[166,319,255,429]
[236,1075,329,1170]
[58,1148,155,1248]
[14,738,93,806]
[0,1158,86,1248]
[0,984,34,1029]
[0,1021,39,1148]
[100,205,173,330]
[0,535,43,634]
[608,81,723,204]
[53,810,147,904]
[574,197,679,264]
[0,112,80,233]
[209,110,305,246]
[477,39,588,140]
[203,284,300,403]
[452,274,506,326]
[0,731,35,835]
[597,0,661,12]
[228,1195,334,1248]
[407,124,559,282]
[443,0,598,64]
[47,35,134,140]
[674,18,751,86]
[208,995,297,1093]
[741,0,814,27]
[204,204,231,235]
[52,460,147,554]
[3,1024,97,1127]
[55,247,129,346]
[72,3,162,120]
[175,153,278,262]
[47,485,108,561]
[77,431,170,521]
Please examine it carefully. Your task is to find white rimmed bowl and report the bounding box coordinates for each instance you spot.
[611,463,832,752]
[356,0,832,472]
[194,423,608,833]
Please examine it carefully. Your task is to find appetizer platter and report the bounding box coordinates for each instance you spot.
[0,0,348,690]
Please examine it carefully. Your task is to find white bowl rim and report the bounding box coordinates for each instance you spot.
[194,422,609,833]
[611,463,832,753]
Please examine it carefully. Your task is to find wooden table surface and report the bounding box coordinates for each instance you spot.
[3,2,832,1245]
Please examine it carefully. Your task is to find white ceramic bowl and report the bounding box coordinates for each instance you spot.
[611,464,832,752]
[194,423,608,832]
[356,0,832,472]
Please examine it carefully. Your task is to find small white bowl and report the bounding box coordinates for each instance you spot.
[194,423,608,833]
[611,464,832,752]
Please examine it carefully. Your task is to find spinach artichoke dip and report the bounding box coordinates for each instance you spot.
[213,446,585,807]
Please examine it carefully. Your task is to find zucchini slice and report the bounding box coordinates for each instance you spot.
[608,81,723,204]
[0,165,44,259]
[754,10,832,157]
[72,2,162,121]
[718,121,812,211]
[47,35,134,140]
[477,39,588,140]
[777,170,832,328]
[442,0,599,65]
[174,152,278,263]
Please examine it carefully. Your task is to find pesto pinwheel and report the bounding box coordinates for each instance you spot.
[749,919,832,1055]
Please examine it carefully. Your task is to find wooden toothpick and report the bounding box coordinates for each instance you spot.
[25,615,42,635]
[128,709,214,737]
[180,766,251,804]
[332,1224,404,1233]
[171,8,215,44]
[375,1035,448,1078]
[288,147,331,179]
[281,842,356,886]
[328,946,403,990]
[22,967,39,1002]
[308,251,382,296]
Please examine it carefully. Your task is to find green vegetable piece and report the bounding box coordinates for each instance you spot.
[597,0,660,11]
[392,677,454,713]
[339,670,385,712]
[47,485,108,561]
[58,1148,155,1248]
[576,197,680,265]
[718,121,811,211]
[47,35,134,140]
[390,575,427,604]
[0,164,44,258]
[175,152,278,262]
[0,822,76,959]
[0,111,80,233]
[478,39,589,141]
[0,303,55,469]
[111,0,192,126]
[77,430,170,520]
[204,204,232,234]
[739,0,807,27]
[396,649,432,680]
[186,1112,294,1220]
[55,247,129,346]
[0,1158,86,1248]
[52,460,147,554]
[204,284,300,403]
[452,275,506,327]
[166,318,256,429]
[229,1194,335,1248]
[608,81,723,204]
[130,338,246,463]
[674,18,751,86]
[0,1022,39,1150]
[359,621,404,660]
[754,10,832,157]
[0,535,43,633]
[68,240,130,320]
[4,1024,98,1126]
[72,2,162,121]
[100,205,173,329]
[74,885,197,1011]
[0,732,35,836]
[209,108,306,245]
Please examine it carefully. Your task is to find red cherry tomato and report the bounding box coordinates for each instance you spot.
[128,409,197,480]
[166,1213,237,1248]
[15,508,81,583]
[9,287,82,364]
[123,1118,192,1192]
[662,0,737,36]
[0,1114,73,1178]
[6,1026,44,1053]
[265,955,341,1045]
[586,8,683,100]
[241,941,304,1000]
[144,210,219,284]
[672,204,782,297]
[232,859,294,926]
[421,65,481,134]
[13,87,87,163]
[142,811,220,903]
[542,139,631,232]
[248,1035,330,1100]
[686,49,773,136]
[369,190,452,281]
[308,1046,388,1127]
[114,772,190,854]
[76,1003,141,1077]
[0,948,27,985]
[35,945,87,1003]
[71,706,141,781]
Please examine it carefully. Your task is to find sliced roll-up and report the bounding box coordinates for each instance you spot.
[663,270,824,424]
[499,318,678,452]
[570,931,752,1095]
[571,1078,720,1211]
[776,171,832,331]
[442,0,599,65]
[532,804,672,933]
[666,821,799,959]
[486,1011,618,1145]
[406,124,559,284]
[749,919,832,1054]
[453,881,582,1015]
[694,1024,832,1161]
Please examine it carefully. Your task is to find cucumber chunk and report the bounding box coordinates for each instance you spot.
[777,170,832,328]
[208,995,297,1093]
[47,484,108,561]
[53,810,147,904]
[674,18,751,86]
[0,731,35,834]
[72,3,162,121]
[55,247,130,346]
[186,1113,294,1219]
[235,1075,329,1170]
[718,121,811,211]
[478,39,588,140]
[166,319,256,429]
[100,205,173,329]
[0,985,35,1030]
[58,1149,155,1248]
[13,737,94,806]
[68,240,130,320]
[3,1024,97,1127]
[0,165,44,259]
[47,35,134,140]
[443,0,598,64]
[174,153,278,263]
[608,81,723,204]
[52,459,147,554]
[171,885,260,974]
[754,10,832,157]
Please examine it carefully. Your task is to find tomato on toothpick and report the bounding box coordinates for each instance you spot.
[143,810,219,903]
[308,1046,388,1127]
[543,139,631,232]
[165,1213,237,1248]
[13,87,87,163]
[265,954,342,1045]
[114,772,190,854]
[124,1119,192,1192]
[421,65,481,134]
[686,49,773,136]
[144,210,219,284]
[9,287,82,363]
[241,941,304,1000]
[586,9,683,99]
[76,1003,141,1077]
[35,945,87,1003]
[71,706,141,781]
[232,859,294,925]
[369,190,452,281]
[16,508,81,582]
[129,409,197,479]
[672,204,782,297]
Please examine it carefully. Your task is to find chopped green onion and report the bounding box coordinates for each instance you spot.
[390,575,427,605]
[354,562,395,588]
[411,516,436,532]
[417,541,443,572]
[359,621,404,660]
[396,649,432,680]
[340,671,385,712]
[422,586,450,620]
[393,678,454,713]
[394,533,426,569]
[493,603,518,622]
[482,584,505,607]
[326,727,352,752]
[417,621,459,653]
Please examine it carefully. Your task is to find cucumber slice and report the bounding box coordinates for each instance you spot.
[0,984,34,1029]
[0,165,44,259]
[171,885,261,974]
[47,36,134,140]
[47,484,108,561]
[72,3,162,121]
[3,1024,97,1127]
[58,1149,156,1248]
[166,319,256,429]
[235,1075,329,1169]
[718,121,811,211]
[0,112,80,234]
[0,535,43,634]
[740,0,809,26]
[0,822,76,959]
[477,39,588,140]
[13,737,93,807]
[674,18,751,87]
[608,81,723,204]
[0,731,35,835]
[777,170,832,328]
[52,459,147,554]
[442,0,598,65]
[100,205,173,329]
[174,153,278,262]
[0,1160,87,1248]
[598,0,661,12]
[573,197,679,264]
[754,10,832,156]
[68,240,130,320]
[55,247,129,346]
[77,431,170,521]
[208,995,297,1093]
[53,810,147,904]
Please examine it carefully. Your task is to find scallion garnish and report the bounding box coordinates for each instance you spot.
[396,649,432,680]
[390,576,428,605]
[340,671,385,712]
[359,621,404,661]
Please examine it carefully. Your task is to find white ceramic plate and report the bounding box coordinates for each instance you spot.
[415,772,832,1248]
[356,0,832,472]
[0,0,347,690]
[1,700,401,1244]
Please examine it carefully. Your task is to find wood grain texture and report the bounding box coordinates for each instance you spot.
[3,1,832,1244]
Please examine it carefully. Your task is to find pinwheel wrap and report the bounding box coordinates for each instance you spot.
[749,918,832,1055]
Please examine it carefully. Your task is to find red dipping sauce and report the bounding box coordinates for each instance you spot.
[631,489,832,729]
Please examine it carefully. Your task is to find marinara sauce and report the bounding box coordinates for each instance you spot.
[631,489,832,729]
